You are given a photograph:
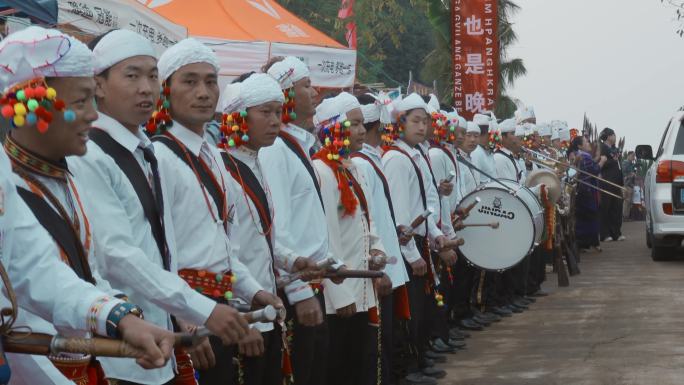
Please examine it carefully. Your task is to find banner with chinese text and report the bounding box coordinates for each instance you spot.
[451,0,498,120]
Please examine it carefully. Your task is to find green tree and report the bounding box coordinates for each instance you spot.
[280,0,436,86]
[421,0,526,118]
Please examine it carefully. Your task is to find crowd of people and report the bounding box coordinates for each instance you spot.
[0,25,634,385]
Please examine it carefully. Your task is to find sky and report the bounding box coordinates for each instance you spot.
[507,0,684,151]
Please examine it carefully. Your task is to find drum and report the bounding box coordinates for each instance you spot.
[457,179,544,271]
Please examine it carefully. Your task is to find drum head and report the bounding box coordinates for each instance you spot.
[458,187,535,271]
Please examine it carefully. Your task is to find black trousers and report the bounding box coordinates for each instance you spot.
[326,312,377,385]
[502,253,530,299]
[197,336,236,385]
[282,291,328,385]
[526,247,548,295]
[430,252,451,341]
[242,328,283,385]
[451,250,476,320]
[600,194,623,240]
[379,291,394,385]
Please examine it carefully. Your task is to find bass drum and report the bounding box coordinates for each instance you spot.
[457,180,544,271]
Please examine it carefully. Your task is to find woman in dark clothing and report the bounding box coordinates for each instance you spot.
[598,128,625,241]
[570,136,604,251]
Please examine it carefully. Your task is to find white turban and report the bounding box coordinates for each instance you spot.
[93,29,156,75]
[0,26,94,92]
[426,94,440,114]
[458,116,467,129]
[466,121,480,134]
[220,73,284,113]
[559,127,572,141]
[500,118,516,134]
[551,126,560,141]
[473,113,490,126]
[538,123,552,137]
[516,106,535,124]
[366,91,396,125]
[514,124,526,137]
[158,38,219,82]
[266,56,311,90]
[360,104,380,124]
[314,92,360,126]
[394,92,428,113]
[489,119,499,133]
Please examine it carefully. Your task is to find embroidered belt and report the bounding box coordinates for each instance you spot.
[179,269,235,300]
[50,355,106,385]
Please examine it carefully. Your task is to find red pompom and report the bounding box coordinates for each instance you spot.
[53,99,66,110]
[37,119,49,133]
[163,87,170,96]
[33,86,46,99]
[23,88,34,99]
[1,105,13,118]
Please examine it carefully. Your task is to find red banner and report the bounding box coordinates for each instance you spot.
[451,0,498,120]
[338,0,357,48]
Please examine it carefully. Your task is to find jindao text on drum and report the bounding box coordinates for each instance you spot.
[477,196,516,220]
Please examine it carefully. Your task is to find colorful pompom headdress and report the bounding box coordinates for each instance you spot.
[0,27,94,133]
[363,90,398,146]
[218,73,284,149]
[267,56,311,125]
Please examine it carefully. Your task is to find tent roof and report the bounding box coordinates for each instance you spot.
[145,0,345,49]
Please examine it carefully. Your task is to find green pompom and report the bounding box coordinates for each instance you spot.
[27,99,39,112]
[16,90,26,101]
[162,100,170,109]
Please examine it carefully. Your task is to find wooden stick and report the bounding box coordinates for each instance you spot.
[324,270,384,279]
[461,222,499,229]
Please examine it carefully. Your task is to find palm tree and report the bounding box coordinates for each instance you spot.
[421,0,526,118]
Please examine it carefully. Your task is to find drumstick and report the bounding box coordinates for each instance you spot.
[461,222,500,229]
[441,238,465,250]
[445,171,456,183]
[275,258,337,288]
[409,208,433,230]
[324,270,385,279]
[453,197,481,224]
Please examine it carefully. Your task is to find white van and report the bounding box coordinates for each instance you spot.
[637,111,684,260]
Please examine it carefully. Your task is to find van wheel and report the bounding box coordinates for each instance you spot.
[646,227,652,249]
[651,245,674,261]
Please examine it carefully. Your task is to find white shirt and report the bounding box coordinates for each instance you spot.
[154,122,262,305]
[383,140,436,264]
[471,145,497,185]
[352,144,410,289]
[314,159,381,313]
[69,114,218,383]
[259,123,333,304]
[0,149,123,384]
[226,146,277,332]
[494,147,521,182]
[10,159,123,385]
[417,142,445,242]
[428,145,458,239]
[455,149,479,203]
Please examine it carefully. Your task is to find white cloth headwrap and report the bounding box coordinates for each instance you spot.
[0,26,94,92]
[458,116,467,129]
[473,113,490,126]
[500,118,516,133]
[158,38,219,82]
[538,122,552,137]
[466,121,480,134]
[314,92,360,126]
[426,94,440,114]
[267,56,310,90]
[221,73,284,113]
[559,127,571,141]
[93,29,156,75]
[524,123,536,136]
[394,92,427,113]
[516,106,535,124]
[551,126,560,141]
[514,124,526,137]
[366,91,395,124]
[489,119,499,133]
[361,104,380,124]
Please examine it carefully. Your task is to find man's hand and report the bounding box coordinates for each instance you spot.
[329,265,346,285]
[434,235,448,250]
[118,314,174,369]
[294,296,324,327]
[410,258,427,276]
[369,249,387,271]
[205,304,250,345]
[374,274,392,298]
[438,249,458,266]
[293,257,324,281]
[396,225,412,246]
[252,290,286,322]
[453,219,465,231]
[187,338,216,370]
[238,328,265,357]
[336,303,357,318]
[438,180,454,197]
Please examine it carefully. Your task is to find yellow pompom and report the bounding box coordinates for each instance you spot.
[333,154,340,160]
[230,275,237,283]
[232,125,239,132]
[13,115,25,127]
[13,103,26,116]
[46,87,57,100]
[343,139,350,146]
[226,115,233,123]
[327,153,333,160]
